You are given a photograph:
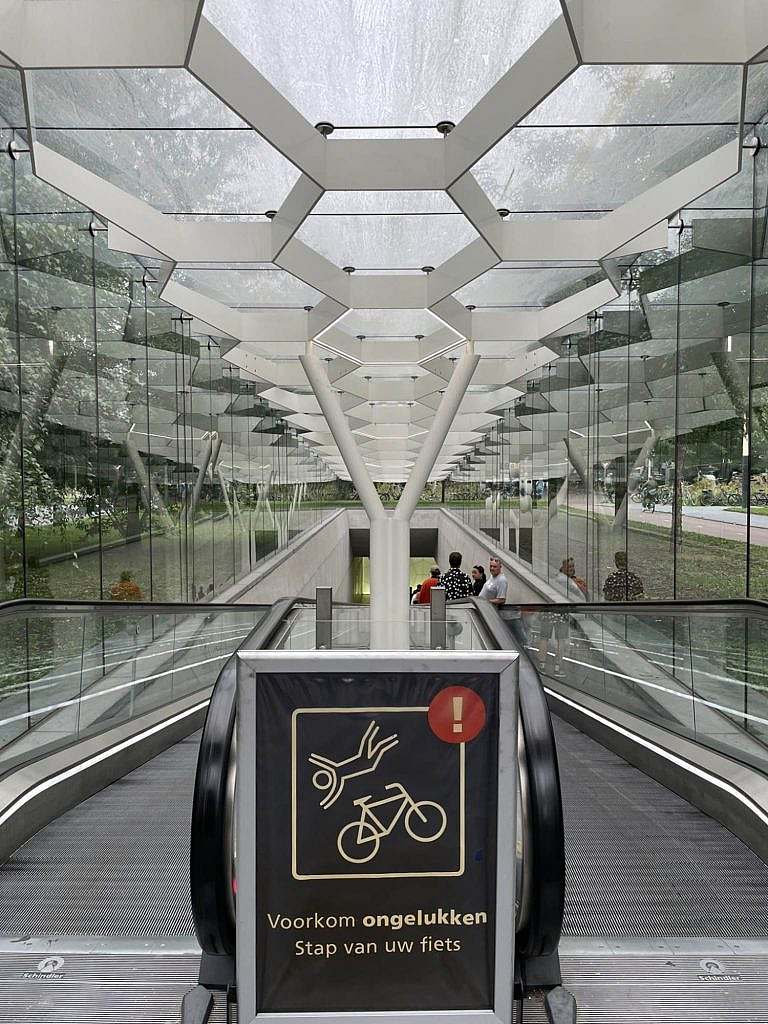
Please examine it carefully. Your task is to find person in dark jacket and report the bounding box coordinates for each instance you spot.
[471,565,486,596]
[442,551,473,600]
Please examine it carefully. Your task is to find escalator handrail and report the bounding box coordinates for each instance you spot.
[190,596,302,958]
[499,597,768,618]
[470,598,566,960]
[0,597,272,620]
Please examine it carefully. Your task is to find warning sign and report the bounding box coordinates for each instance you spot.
[235,651,518,1024]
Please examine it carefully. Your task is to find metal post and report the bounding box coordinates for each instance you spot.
[315,586,332,649]
[430,586,447,650]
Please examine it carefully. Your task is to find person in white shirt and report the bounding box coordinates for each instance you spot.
[479,556,508,606]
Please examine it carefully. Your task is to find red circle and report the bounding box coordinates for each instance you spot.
[428,686,486,744]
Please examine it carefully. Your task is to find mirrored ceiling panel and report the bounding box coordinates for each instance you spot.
[312,190,457,214]
[27,68,243,129]
[475,124,737,212]
[173,267,323,307]
[455,266,602,308]
[297,213,477,268]
[203,0,561,125]
[338,308,447,336]
[522,64,743,126]
[36,127,300,215]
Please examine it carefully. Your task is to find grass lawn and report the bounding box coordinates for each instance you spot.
[565,506,766,600]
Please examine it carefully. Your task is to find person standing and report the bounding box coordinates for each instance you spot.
[417,567,441,604]
[603,551,644,602]
[537,557,586,676]
[479,556,508,606]
[471,565,486,596]
[442,551,473,600]
[561,557,588,599]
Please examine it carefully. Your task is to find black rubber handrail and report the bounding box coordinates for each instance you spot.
[471,598,566,960]
[190,597,301,957]
[0,597,272,620]
[500,598,768,618]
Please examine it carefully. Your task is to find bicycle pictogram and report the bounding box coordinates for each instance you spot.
[336,782,447,864]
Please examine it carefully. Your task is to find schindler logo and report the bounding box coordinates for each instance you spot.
[697,958,742,983]
[23,956,65,980]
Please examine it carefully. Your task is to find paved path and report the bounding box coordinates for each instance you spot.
[567,497,768,545]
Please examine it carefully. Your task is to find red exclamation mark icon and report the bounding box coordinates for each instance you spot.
[452,696,463,734]
[428,686,486,743]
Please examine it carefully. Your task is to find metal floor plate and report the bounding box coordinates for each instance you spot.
[4,938,768,1024]
[3,709,768,1022]
[520,939,768,1022]
[0,732,200,937]
[553,716,768,938]
[0,940,227,1024]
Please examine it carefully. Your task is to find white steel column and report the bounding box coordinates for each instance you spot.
[302,341,479,650]
[369,516,411,650]
[302,346,406,649]
[396,342,480,520]
[186,431,216,525]
[299,346,384,523]
[613,427,657,534]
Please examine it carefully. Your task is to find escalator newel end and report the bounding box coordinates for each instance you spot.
[544,985,577,1024]
[181,985,215,1024]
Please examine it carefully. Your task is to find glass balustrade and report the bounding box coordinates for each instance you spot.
[504,602,768,776]
[0,601,269,774]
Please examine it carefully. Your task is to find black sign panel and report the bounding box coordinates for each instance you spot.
[253,671,500,1014]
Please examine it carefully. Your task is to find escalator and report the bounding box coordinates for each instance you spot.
[184,597,574,1024]
[483,599,768,1021]
[0,596,303,1023]
[3,596,768,1022]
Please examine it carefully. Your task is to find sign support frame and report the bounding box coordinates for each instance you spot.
[236,650,519,1024]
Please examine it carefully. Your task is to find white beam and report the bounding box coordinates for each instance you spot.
[299,346,384,522]
[325,139,446,191]
[187,16,327,184]
[0,0,198,67]
[445,15,578,183]
[271,174,325,258]
[566,0,768,63]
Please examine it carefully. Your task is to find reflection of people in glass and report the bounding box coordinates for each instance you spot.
[537,559,584,676]
[603,551,644,602]
[640,477,658,513]
[309,721,398,809]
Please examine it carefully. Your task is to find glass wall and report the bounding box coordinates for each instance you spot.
[0,120,335,603]
[447,83,768,604]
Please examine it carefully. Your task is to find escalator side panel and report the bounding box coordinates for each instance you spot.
[470,599,566,961]
[190,598,299,958]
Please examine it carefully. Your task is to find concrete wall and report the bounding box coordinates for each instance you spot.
[223,509,354,604]
[224,506,562,609]
[349,508,560,604]
[434,509,558,603]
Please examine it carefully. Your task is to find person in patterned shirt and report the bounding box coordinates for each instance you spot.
[603,551,644,602]
[442,551,473,600]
